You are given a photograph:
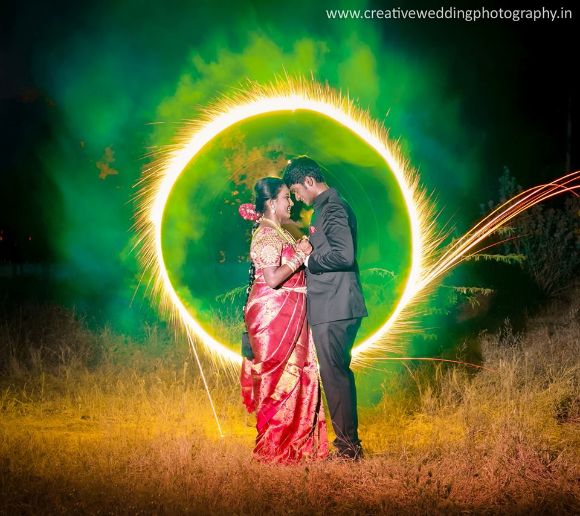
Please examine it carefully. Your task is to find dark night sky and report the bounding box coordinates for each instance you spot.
[1,0,578,262]
[370,0,579,178]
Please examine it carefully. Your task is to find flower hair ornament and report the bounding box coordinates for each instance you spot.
[239,203,261,222]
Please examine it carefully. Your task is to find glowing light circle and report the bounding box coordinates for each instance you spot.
[148,84,426,365]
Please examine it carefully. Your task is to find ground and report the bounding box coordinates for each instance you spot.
[0,288,578,514]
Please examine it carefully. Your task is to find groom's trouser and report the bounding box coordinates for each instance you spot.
[311,318,362,452]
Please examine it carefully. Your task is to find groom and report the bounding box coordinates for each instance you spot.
[283,156,368,460]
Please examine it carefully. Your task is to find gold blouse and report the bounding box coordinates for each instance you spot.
[250,226,285,270]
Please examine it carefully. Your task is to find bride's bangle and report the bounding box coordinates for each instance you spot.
[286,251,305,273]
[294,249,306,260]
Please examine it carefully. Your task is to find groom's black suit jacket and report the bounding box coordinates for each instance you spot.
[306,188,368,326]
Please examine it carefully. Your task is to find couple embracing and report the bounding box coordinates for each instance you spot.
[239,156,367,464]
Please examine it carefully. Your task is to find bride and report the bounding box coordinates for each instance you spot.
[239,177,328,464]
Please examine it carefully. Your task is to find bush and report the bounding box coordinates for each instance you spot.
[481,167,580,295]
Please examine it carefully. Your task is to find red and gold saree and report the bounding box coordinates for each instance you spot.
[240,226,328,464]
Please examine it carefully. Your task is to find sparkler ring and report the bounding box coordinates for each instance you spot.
[136,80,431,365]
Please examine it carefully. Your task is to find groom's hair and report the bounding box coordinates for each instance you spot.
[283,156,326,186]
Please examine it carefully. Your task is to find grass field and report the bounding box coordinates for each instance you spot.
[0,287,578,514]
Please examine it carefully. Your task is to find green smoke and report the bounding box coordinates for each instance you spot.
[32,0,485,403]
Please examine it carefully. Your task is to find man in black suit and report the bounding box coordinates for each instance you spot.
[283,156,368,460]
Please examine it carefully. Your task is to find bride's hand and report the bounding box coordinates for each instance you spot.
[297,237,313,255]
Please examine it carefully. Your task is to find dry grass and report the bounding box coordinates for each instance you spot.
[0,291,578,514]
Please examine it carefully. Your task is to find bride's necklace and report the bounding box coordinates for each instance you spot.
[259,216,297,245]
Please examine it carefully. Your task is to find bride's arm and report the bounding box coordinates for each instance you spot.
[262,250,305,288]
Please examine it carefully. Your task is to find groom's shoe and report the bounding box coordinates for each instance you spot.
[328,444,364,462]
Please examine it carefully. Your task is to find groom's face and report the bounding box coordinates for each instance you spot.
[289,177,316,206]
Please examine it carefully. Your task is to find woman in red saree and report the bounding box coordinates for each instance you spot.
[239,177,328,464]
